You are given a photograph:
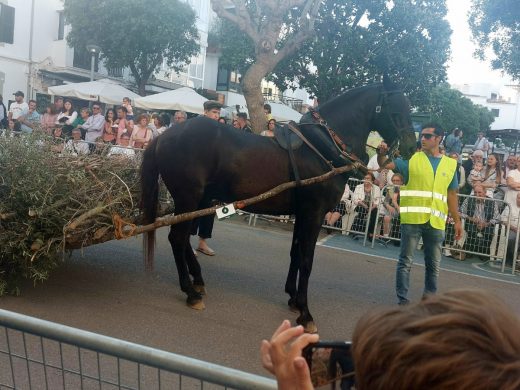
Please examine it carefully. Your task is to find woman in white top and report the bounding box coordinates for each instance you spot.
[475,153,502,198]
[261,118,276,137]
[55,99,78,135]
[352,172,381,237]
[324,183,353,229]
[153,113,170,136]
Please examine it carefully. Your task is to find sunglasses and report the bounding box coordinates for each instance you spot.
[421,133,437,140]
[93,106,101,110]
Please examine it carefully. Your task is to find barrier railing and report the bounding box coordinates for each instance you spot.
[443,194,509,266]
[0,309,277,390]
[509,213,520,275]
[366,190,512,271]
[322,178,380,246]
[370,183,401,248]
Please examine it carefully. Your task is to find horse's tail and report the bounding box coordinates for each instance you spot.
[140,137,160,270]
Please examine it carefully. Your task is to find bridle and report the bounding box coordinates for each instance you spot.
[373,89,411,159]
[302,89,407,169]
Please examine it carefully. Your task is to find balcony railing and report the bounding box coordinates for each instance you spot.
[108,67,124,78]
[263,93,304,112]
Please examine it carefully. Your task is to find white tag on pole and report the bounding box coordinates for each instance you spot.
[215,204,236,219]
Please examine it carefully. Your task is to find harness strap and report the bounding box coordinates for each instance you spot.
[287,122,334,170]
[305,108,366,167]
[285,128,301,186]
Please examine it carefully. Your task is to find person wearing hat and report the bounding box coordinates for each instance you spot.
[189,100,224,256]
[203,100,222,120]
[377,123,462,305]
[8,91,29,122]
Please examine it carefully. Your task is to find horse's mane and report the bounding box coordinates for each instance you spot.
[314,83,383,127]
[318,83,383,110]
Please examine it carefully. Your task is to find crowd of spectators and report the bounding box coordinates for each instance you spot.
[325,134,520,265]
[1,92,278,149]
[0,91,179,157]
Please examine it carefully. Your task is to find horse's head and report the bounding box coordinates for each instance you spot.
[372,76,417,160]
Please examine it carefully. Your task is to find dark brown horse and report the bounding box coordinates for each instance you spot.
[140,78,416,332]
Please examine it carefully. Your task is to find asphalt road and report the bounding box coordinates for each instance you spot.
[2,217,519,378]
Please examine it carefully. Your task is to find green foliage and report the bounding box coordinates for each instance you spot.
[271,0,451,105]
[209,19,255,76]
[0,133,142,295]
[469,0,520,80]
[428,84,495,143]
[63,0,200,94]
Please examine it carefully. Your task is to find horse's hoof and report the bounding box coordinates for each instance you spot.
[187,299,205,311]
[303,321,318,334]
[193,284,207,295]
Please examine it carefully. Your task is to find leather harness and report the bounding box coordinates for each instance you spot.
[280,89,408,186]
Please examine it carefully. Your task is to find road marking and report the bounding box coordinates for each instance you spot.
[317,240,520,286]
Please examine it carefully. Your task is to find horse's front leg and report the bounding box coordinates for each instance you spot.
[285,217,301,312]
[293,213,323,334]
[168,223,204,310]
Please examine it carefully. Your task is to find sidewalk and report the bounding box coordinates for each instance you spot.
[318,233,520,285]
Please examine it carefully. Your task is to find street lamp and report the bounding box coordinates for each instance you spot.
[86,44,101,82]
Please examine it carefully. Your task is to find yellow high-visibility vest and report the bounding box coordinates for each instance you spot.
[400,152,457,230]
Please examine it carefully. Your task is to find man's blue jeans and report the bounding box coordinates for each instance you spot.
[396,223,445,304]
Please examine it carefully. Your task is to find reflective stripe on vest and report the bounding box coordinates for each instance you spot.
[400,152,456,230]
[400,190,447,203]
[400,207,447,220]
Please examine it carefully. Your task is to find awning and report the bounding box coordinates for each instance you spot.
[133,87,207,114]
[48,78,140,105]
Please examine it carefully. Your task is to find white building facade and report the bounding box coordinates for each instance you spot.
[0,0,307,114]
[453,83,520,130]
[0,0,214,102]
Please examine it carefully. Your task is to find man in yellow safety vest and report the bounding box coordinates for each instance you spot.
[377,124,463,305]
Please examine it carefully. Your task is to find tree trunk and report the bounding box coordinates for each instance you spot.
[242,61,270,133]
[138,80,147,96]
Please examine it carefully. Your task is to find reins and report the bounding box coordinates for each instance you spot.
[283,88,409,179]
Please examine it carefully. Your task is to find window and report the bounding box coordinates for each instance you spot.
[73,46,99,72]
[491,109,500,117]
[490,93,497,100]
[0,4,15,44]
[57,11,64,40]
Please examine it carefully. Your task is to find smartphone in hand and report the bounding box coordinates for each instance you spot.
[302,341,355,389]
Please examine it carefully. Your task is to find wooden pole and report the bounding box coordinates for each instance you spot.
[65,162,360,248]
[119,163,358,238]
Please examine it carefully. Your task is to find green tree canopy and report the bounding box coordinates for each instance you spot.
[211,0,322,132]
[211,0,451,107]
[275,0,451,106]
[469,0,520,80]
[428,83,495,143]
[63,0,199,95]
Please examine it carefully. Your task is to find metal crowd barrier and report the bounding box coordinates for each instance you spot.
[370,183,402,248]
[0,309,276,390]
[509,212,520,275]
[245,212,293,226]
[443,193,510,268]
[366,191,513,272]
[322,178,380,246]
